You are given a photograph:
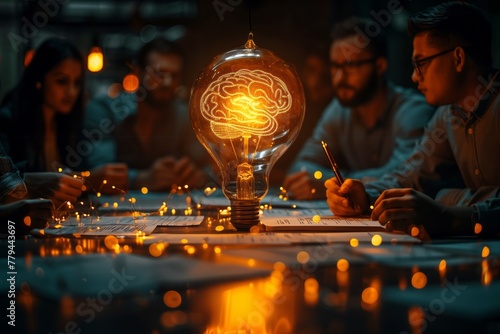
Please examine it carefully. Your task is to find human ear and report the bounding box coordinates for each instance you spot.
[375,57,388,76]
[454,47,466,72]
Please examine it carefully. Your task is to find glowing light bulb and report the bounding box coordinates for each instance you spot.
[190,33,305,230]
[88,47,103,72]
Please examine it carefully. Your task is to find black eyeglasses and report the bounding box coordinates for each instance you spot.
[330,57,378,74]
[411,47,456,76]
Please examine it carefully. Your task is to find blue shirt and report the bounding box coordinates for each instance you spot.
[288,83,435,182]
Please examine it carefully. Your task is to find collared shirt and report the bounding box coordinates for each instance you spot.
[288,82,435,183]
[84,92,211,188]
[0,143,27,201]
[366,71,500,235]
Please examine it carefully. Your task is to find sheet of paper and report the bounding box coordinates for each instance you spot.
[261,208,333,217]
[39,223,157,236]
[146,231,419,245]
[261,215,385,232]
[61,215,203,227]
[93,191,194,212]
[39,216,203,236]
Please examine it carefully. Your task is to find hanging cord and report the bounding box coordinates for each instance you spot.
[248,0,253,33]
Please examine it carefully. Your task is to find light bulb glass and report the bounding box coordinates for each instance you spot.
[190,35,305,230]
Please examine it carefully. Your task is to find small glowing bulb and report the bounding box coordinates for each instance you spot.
[88,47,104,72]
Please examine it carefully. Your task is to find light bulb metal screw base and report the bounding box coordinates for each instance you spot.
[230,200,260,231]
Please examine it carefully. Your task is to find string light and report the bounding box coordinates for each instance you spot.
[88,46,104,72]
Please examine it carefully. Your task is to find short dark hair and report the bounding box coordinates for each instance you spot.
[408,2,492,68]
[331,16,387,58]
[134,37,185,70]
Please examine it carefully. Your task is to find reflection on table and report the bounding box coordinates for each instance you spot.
[2,190,500,334]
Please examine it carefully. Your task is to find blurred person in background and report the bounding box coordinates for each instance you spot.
[0,37,123,207]
[0,37,85,208]
[284,16,435,200]
[270,40,334,186]
[83,37,212,192]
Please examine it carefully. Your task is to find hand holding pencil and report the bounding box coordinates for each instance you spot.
[321,141,356,210]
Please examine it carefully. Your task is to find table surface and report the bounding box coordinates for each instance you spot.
[2,191,500,334]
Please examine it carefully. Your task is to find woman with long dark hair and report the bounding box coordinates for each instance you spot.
[1,37,84,171]
[0,37,85,207]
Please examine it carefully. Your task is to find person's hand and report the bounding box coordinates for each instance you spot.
[0,199,53,235]
[173,156,207,189]
[88,163,128,194]
[370,188,471,238]
[325,178,367,216]
[283,171,326,200]
[24,172,84,208]
[136,156,206,191]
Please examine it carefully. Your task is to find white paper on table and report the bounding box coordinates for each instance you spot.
[39,223,157,236]
[261,215,385,232]
[146,231,419,245]
[41,216,203,236]
[261,208,333,217]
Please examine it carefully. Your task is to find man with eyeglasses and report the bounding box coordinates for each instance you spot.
[284,16,435,200]
[83,38,212,192]
[325,2,500,238]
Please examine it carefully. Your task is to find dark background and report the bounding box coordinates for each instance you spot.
[1,0,498,101]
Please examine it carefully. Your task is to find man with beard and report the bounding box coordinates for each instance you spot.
[83,38,211,191]
[284,17,435,200]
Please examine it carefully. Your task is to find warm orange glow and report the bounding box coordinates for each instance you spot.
[23,216,31,227]
[186,246,196,255]
[123,73,139,92]
[149,243,163,257]
[296,251,310,264]
[88,47,104,72]
[104,235,118,250]
[398,276,407,290]
[410,226,420,237]
[141,187,148,194]
[411,272,427,289]
[75,245,83,254]
[24,49,35,67]
[304,277,319,294]
[313,171,322,179]
[482,246,490,258]
[350,238,359,247]
[371,234,382,246]
[107,83,122,98]
[361,287,378,305]
[407,306,426,333]
[337,259,349,272]
[205,279,293,333]
[160,311,187,329]
[163,290,182,308]
[273,261,286,272]
[438,259,446,271]
[481,260,491,286]
[60,295,76,319]
[474,223,483,234]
